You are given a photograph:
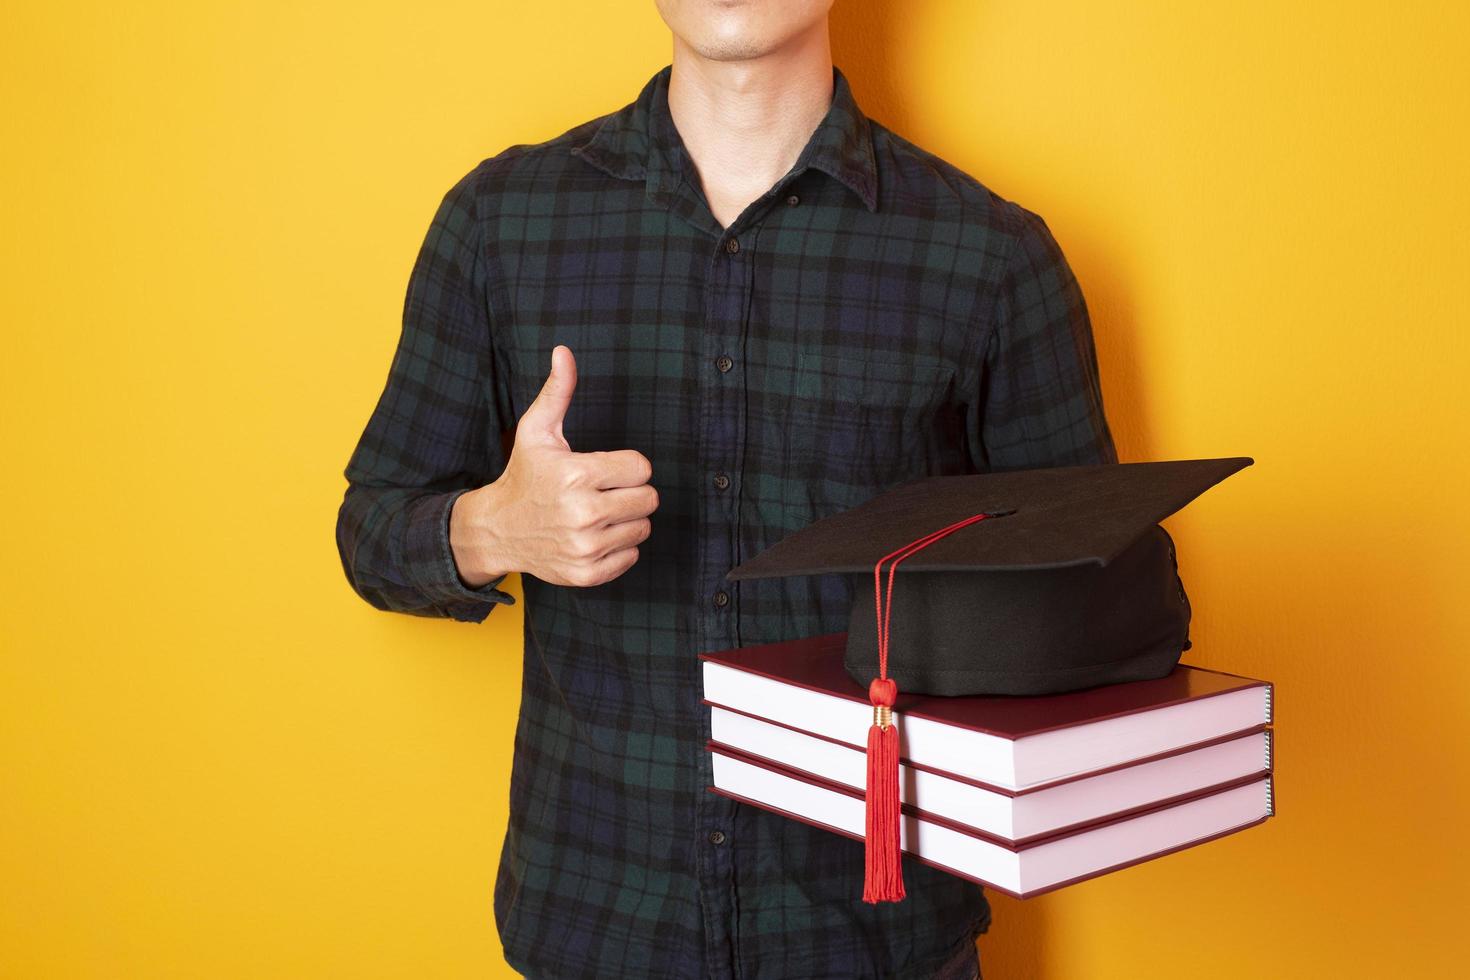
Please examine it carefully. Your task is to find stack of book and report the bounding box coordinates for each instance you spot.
[701,632,1275,899]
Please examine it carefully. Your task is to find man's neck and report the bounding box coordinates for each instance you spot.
[666,32,835,230]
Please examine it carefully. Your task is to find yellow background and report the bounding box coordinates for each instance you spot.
[3,1,1466,977]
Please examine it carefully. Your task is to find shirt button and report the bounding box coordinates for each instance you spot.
[708,830,727,845]
[715,355,734,373]
[786,194,800,206]
[713,472,730,491]
[724,236,740,254]
[713,590,730,608]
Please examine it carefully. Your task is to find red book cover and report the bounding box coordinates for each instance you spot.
[705,699,1271,797]
[700,632,1273,739]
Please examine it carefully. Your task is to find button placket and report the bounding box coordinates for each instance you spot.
[695,210,758,980]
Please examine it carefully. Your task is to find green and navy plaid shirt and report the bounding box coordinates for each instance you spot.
[337,63,1115,980]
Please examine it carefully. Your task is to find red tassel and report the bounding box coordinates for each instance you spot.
[863,677,905,903]
[864,511,994,905]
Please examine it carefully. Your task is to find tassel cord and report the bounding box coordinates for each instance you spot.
[863,511,994,904]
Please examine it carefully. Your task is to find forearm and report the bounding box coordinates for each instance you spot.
[336,483,514,623]
[335,164,518,622]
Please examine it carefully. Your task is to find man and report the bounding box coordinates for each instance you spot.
[336,1,1116,976]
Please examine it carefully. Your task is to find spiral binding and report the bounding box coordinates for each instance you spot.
[1264,727,1273,770]
[1265,772,1275,816]
[1263,683,1274,724]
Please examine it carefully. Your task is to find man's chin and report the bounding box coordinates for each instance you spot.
[687,35,780,63]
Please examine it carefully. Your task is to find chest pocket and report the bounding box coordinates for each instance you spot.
[785,350,956,491]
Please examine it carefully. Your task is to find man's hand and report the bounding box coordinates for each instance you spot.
[449,345,658,588]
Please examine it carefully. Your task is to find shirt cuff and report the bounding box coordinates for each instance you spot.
[404,487,516,623]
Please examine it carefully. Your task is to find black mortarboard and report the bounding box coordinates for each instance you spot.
[727,457,1254,698]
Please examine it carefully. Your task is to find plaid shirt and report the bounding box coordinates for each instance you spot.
[337,63,1115,980]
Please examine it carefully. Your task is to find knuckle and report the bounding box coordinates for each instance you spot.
[558,460,587,490]
[564,499,600,531]
[568,531,599,560]
[562,563,597,588]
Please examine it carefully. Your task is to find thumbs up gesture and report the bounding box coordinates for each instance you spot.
[449,345,659,588]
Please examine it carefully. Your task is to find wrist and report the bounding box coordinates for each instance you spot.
[450,483,514,586]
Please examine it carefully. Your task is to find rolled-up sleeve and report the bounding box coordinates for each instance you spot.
[335,163,515,622]
[963,204,1118,471]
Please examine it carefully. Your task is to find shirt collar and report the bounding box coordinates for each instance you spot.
[570,63,879,213]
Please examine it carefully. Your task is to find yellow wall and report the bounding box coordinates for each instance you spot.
[3,2,1465,977]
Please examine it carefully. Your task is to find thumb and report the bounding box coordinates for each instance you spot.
[518,344,577,448]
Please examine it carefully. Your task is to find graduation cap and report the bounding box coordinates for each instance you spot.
[725,456,1254,902]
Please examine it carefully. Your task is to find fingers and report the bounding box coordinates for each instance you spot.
[597,485,659,525]
[584,449,653,490]
[573,546,641,588]
[518,345,577,447]
[598,515,653,555]
[498,354,656,590]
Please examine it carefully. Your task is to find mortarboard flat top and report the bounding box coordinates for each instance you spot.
[727,457,1254,580]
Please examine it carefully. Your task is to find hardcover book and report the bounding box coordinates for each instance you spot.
[709,702,1271,844]
[710,742,1275,899]
[701,632,1274,793]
